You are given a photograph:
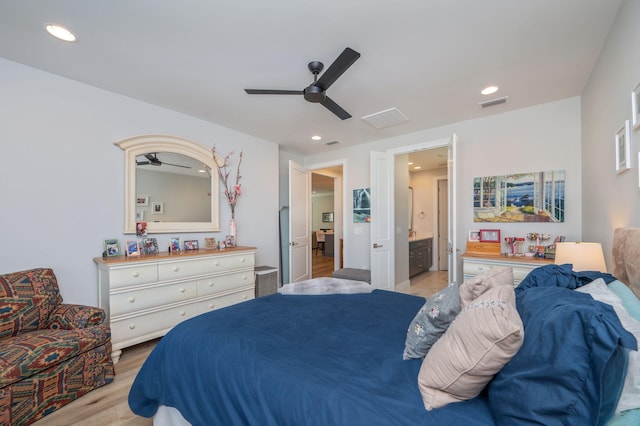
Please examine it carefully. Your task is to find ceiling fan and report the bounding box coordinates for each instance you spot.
[136,153,191,169]
[244,47,361,120]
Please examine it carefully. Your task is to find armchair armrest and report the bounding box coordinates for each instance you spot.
[47,304,107,329]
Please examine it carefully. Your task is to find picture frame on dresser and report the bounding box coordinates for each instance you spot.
[184,240,199,250]
[479,229,500,243]
[468,230,480,241]
[104,239,120,257]
[142,237,159,254]
[126,240,140,257]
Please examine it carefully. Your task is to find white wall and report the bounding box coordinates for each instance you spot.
[582,0,640,268]
[0,58,280,306]
[302,97,583,277]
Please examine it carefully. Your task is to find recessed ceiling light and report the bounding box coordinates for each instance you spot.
[481,86,499,96]
[408,162,414,165]
[311,135,322,141]
[45,24,76,42]
[413,166,422,170]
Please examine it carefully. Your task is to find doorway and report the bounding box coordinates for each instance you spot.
[310,166,343,278]
[399,145,449,291]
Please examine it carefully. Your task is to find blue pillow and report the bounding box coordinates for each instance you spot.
[488,286,636,426]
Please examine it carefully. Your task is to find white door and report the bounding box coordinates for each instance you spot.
[289,161,311,282]
[447,134,458,284]
[370,151,394,290]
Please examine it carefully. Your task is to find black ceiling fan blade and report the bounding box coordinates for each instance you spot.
[162,162,191,169]
[136,160,151,165]
[315,47,360,91]
[320,96,352,120]
[244,89,304,95]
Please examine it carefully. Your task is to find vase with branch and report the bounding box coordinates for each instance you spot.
[212,146,243,246]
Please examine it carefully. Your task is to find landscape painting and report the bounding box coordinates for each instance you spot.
[473,170,565,223]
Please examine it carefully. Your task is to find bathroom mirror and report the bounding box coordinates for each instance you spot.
[116,134,220,234]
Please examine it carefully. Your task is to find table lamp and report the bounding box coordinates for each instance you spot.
[554,242,607,272]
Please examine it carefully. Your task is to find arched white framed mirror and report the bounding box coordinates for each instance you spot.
[115,134,220,234]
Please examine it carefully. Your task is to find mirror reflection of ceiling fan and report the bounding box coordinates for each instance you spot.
[136,153,191,169]
[244,47,360,120]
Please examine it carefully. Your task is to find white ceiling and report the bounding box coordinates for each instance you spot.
[0,1,621,156]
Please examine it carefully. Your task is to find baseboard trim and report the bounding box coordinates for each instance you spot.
[395,279,410,292]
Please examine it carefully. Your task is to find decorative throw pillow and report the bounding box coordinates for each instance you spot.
[403,283,460,360]
[576,278,640,414]
[418,285,523,410]
[459,266,513,309]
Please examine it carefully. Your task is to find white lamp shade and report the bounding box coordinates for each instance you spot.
[554,242,607,272]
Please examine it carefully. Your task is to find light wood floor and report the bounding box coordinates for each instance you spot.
[35,268,447,425]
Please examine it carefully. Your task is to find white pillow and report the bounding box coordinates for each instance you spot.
[576,278,640,413]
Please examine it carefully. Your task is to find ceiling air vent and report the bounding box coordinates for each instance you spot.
[361,107,409,129]
[325,140,340,146]
[479,96,508,108]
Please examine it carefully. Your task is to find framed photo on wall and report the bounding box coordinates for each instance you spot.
[322,212,334,223]
[136,195,149,206]
[632,81,640,129]
[615,120,631,173]
[479,229,501,243]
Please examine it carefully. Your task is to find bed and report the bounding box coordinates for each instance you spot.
[129,228,640,425]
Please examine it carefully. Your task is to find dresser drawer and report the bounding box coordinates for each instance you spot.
[111,304,197,344]
[196,270,254,296]
[197,288,254,314]
[107,264,158,289]
[110,281,197,316]
[210,253,255,273]
[158,258,213,281]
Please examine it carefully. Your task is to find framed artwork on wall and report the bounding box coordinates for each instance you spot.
[615,120,631,173]
[322,212,334,223]
[632,81,640,129]
[136,195,149,206]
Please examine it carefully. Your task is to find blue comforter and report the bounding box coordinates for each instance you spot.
[129,290,495,425]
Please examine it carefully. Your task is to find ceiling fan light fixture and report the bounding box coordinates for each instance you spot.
[45,24,76,42]
[481,85,499,95]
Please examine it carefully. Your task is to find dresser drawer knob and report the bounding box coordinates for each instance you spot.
[208,281,215,287]
[242,294,248,300]
[128,297,135,303]
[240,258,245,262]
[179,287,186,293]
[214,262,220,267]
[132,272,139,278]
[209,303,215,309]
[128,324,135,330]
[179,310,186,316]
[478,266,484,270]
[173,266,179,272]
[242,275,247,281]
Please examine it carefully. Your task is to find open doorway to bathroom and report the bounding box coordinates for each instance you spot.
[404,147,449,298]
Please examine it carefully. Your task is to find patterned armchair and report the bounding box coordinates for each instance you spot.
[0,268,114,425]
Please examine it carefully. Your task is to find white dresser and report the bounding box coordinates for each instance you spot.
[462,253,553,287]
[94,247,256,363]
